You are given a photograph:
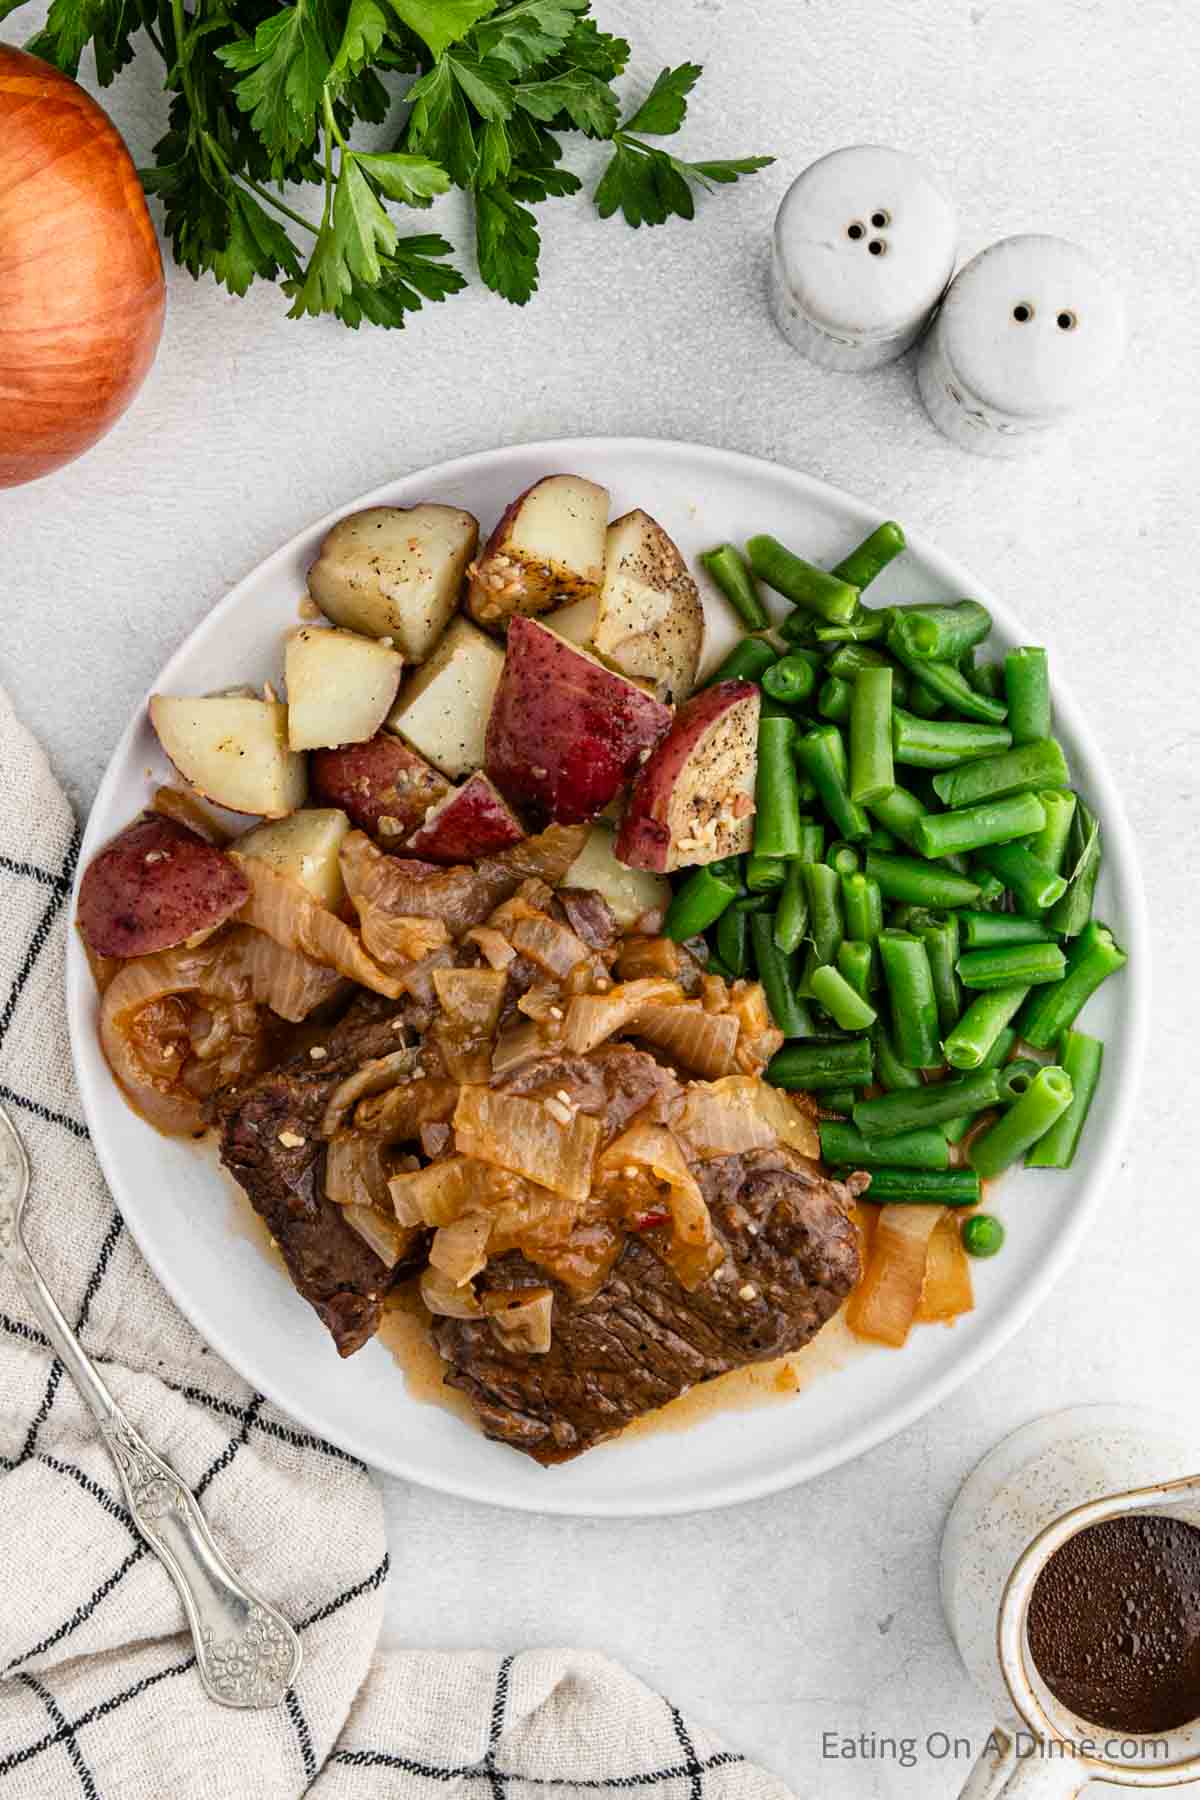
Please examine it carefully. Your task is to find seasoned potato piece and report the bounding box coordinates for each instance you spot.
[387,616,504,778]
[592,510,704,703]
[467,475,608,627]
[234,808,351,910]
[311,733,448,843]
[616,680,760,871]
[149,695,307,818]
[284,627,402,751]
[77,815,249,958]
[405,772,524,863]
[563,823,671,928]
[307,504,479,662]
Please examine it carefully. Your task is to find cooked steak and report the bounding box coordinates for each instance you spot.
[496,1043,683,1144]
[556,887,618,951]
[435,1147,866,1463]
[210,1008,420,1356]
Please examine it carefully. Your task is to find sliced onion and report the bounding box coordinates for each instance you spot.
[614,935,680,983]
[99,940,251,1134]
[432,967,506,1034]
[676,1075,820,1162]
[151,785,228,846]
[846,1203,944,1348]
[325,1131,392,1209]
[354,1075,459,1144]
[231,852,403,997]
[362,911,451,967]
[430,1212,492,1285]
[390,1155,473,1227]
[233,925,346,1023]
[420,1264,483,1318]
[597,1120,720,1290]
[563,977,680,1054]
[454,1085,601,1201]
[509,913,589,979]
[915,1213,974,1324]
[342,1203,412,1269]
[728,981,785,1075]
[320,1048,418,1138]
[483,1287,553,1354]
[465,926,516,970]
[491,1019,546,1077]
[631,1002,739,1078]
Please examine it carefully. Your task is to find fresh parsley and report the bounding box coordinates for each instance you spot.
[18,0,772,328]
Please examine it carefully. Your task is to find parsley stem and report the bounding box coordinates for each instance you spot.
[322,87,349,153]
[237,174,320,237]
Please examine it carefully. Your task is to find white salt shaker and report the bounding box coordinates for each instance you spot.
[769,145,957,371]
[918,233,1126,456]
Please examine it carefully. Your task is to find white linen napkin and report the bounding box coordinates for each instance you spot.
[0,683,792,1800]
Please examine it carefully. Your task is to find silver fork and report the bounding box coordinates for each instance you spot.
[0,1102,301,1708]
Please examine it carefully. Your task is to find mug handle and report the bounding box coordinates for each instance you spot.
[957,1727,1088,1800]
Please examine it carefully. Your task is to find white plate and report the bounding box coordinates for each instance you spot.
[66,437,1149,1517]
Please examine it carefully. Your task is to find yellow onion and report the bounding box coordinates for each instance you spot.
[0,47,164,487]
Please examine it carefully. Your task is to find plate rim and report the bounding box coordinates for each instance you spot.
[65,434,1151,1516]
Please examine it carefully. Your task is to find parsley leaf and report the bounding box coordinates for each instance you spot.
[621,62,700,135]
[446,50,514,120]
[333,235,467,328]
[472,0,585,74]
[354,151,451,206]
[211,187,303,295]
[219,1,331,163]
[686,155,776,188]
[558,15,629,78]
[327,0,390,90]
[515,67,617,136]
[405,56,481,187]
[384,0,499,59]
[475,184,541,303]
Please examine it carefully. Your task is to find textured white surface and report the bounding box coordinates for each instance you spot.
[2,0,1199,1792]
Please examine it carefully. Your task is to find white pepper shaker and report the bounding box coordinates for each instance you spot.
[918,233,1126,456]
[769,145,957,371]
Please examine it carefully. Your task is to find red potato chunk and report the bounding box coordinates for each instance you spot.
[77,815,250,959]
[405,772,525,864]
[485,617,673,826]
[615,680,760,872]
[467,475,609,628]
[310,733,448,846]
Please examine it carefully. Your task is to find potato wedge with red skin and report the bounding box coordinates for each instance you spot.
[311,733,448,846]
[485,617,672,826]
[615,680,760,872]
[405,772,524,864]
[592,509,704,704]
[467,475,608,629]
[77,815,250,959]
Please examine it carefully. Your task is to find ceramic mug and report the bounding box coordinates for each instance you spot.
[958,1473,1200,1796]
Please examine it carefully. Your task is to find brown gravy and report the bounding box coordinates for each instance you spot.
[1027,1514,1200,1734]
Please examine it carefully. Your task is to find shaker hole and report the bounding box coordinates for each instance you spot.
[868,238,886,256]
[871,210,890,229]
[1057,310,1077,330]
[847,222,865,240]
[1012,303,1034,323]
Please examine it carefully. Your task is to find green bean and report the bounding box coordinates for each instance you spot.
[778,609,821,647]
[810,963,877,1031]
[969,1065,1073,1177]
[747,535,860,626]
[700,544,771,631]
[975,843,1067,914]
[957,942,1066,991]
[818,675,853,722]
[943,1026,1018,1135]
[913,912,962,1037]
[961,1213,1005,1255]
[792,820,824,864]
[836,938,874,1002]
[773,860,809,954]
[796,724,871,843]
[732,891,772,914]
[827,642,885,678]
[849,665,895,806]
[866,786,929,851]
[820,1088,859,1114]
[1018,920,1127,1049]
[960,910,1055,950]
[860,1168,982,1207]
[715,904,750,977]
[754,715,803,858]
[1045,801,1101,937]
[870,1022,919,1092]
[701,636,777,689]
[1026,1030,1104,1169]
[969,661,1006,701]
[931,740,1070,809]
[746,853,787,893]
[819,1121,949,1171]
[826,840,861,877]
[1005,647,1051,745]
[866,824,900,852]
[891,600,991,663]
[853,1062,1028,1139]
[703,951,738,982]
[761,653,818,704]
[878,930,940,1067]
[814,611,888,644]
[865,850,982,909]
[831,521,906,590]
[887,627,1009,724]
[906,677,945,719]
[1028,789,1077,877]
[893,710,1014,770]
[749,914,809,1038]
[912,792,1047,861]
[767,1037,875,1091]
[841,872,884,945]
[663,861,740,939]
[803,861,844,965]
